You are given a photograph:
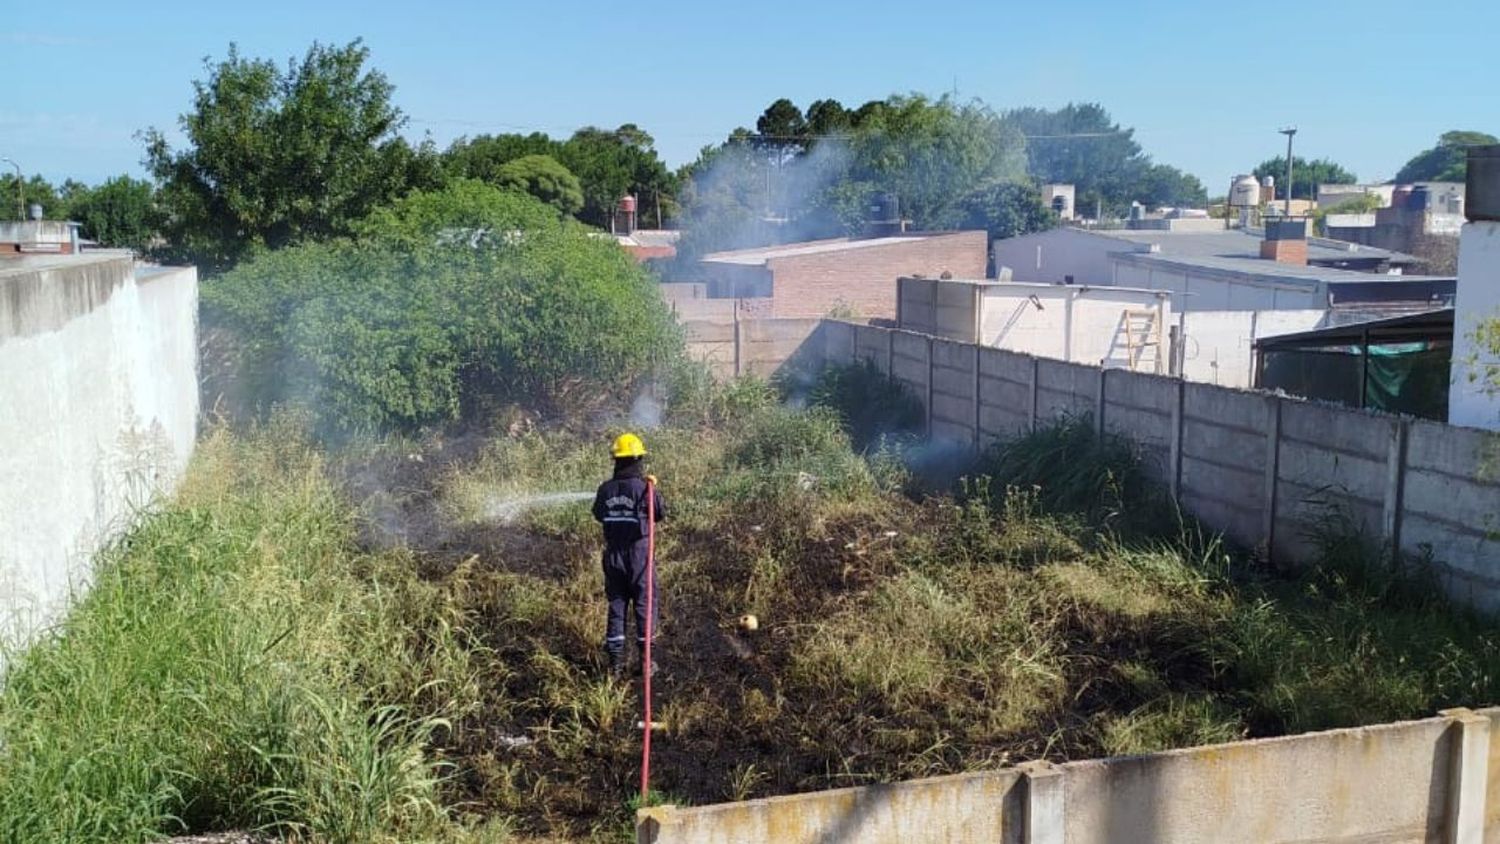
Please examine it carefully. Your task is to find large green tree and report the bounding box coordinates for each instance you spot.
[445,125,677,228]
[493,154,584,216]
[557,125,677,228]
[67,176,160,252]
[1004,103,1143,216]
[1394,130,1498,183]
[675,93,1028,258]
[1004,102,1206,216]
[0,175,66,220]
[956,181,1058,242]
[1251,156,1356,200]
[144,40,440,272]
[443,132,561,183]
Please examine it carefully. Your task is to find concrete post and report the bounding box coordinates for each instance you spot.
[1096,368,1108,439]
[1383,418,1410,563]
[1262,396,1282,564]
[1438,708,1490,844]
[1169,378,1185,501]
[849,321,857,365]
[732,313,743,378]
[1020,761,1064,844]
[886,329,895,378]
[973,343,983,451]
[925,335,935,437]
[1029,356,1041,433]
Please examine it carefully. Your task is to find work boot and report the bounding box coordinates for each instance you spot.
[607,649,627,679]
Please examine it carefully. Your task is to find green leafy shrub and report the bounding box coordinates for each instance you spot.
[204,182,682,433]
[799,359,923,451]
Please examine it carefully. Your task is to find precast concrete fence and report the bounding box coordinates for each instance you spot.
[823,319,1500,613]
[638,707,1497,844]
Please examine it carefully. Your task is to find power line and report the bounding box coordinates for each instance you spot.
[407,117,1132,144]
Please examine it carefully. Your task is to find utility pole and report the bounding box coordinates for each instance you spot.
[1278,128,1297,216]
[1,158,22,221]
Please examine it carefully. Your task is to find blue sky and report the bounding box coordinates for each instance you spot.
[3,0,1497,191]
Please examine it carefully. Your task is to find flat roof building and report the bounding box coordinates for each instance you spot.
[697,231,987,319]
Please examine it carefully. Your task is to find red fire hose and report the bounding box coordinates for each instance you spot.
[641,478,657,799]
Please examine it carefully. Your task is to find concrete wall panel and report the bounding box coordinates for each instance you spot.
[981,347,1033,383]
[1,257,198,648]
[1060,716,1452,844]
[892,330,927,360]
[1281,401,1390,462]
[1179,488,1263,547]
[1181,417,1265,470]
[1105,369,1178,415]
[1183,382,1267,430]
[890,351,927,385]
[646,712,1474,844]
[980,403,1032,441]
[931,338,974,371]
[1277,438,1387,507]
[930,392,973,428]
[1181,455,1264,513]
[978,375,1030,411]
[930,418,976,444]
[1036,359,1101,420]
[641,770,1025,844]
[931,366,973,401]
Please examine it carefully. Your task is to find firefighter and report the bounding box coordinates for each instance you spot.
[592,432,666,677]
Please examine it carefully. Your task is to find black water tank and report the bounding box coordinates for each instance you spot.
[1409,185,1431,211]
[1468,145,1500,222]
[869,192,899,223]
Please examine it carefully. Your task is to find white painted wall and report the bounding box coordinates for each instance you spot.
[980,285,1172,372]
[1449,220,1500,429]
[0,257,199,651]
[1179,309,1328,387]
[1112,258,1326,311]
[991,228,1137,285]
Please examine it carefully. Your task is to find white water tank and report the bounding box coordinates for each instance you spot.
[1229,174,1261,207]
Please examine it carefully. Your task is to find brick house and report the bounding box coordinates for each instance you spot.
[697,231,988,319]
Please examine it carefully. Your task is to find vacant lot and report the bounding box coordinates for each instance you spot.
[4,372,1499,843]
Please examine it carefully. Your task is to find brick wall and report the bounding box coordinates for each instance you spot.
[1259,238,1308,266]
[766,231,987,319]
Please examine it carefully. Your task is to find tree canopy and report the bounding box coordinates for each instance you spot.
[955,181,1058,242]
[443,125,678,229]
[1394,130,1498,183]
[67,176,160,252]
[144,39,440,273]
[206,181,679,432]
[675,94,1029,258]
[1005,103,1206,216]
[492,155,584,217]
[1251,156,1356,200]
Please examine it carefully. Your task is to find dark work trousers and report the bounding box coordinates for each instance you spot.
[603,540,657,656]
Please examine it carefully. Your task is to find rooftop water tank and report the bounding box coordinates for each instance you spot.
[1229,174,1261,207]
[869,192,899,223]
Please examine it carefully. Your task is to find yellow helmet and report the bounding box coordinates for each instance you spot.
[611,432,647,458]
